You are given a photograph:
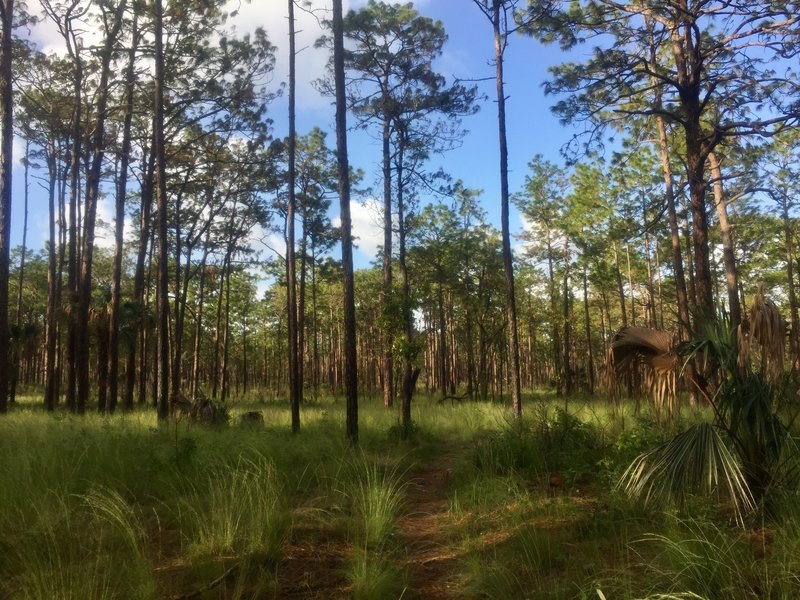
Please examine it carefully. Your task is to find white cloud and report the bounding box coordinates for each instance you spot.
[332,197,383,263]
[226,0,433,115]
[28,4,105,56]
[12,135,25,166]
[93,195,117,250]
[226,1,332,113]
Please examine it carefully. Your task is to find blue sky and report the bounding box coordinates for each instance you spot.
[9,0,586,269]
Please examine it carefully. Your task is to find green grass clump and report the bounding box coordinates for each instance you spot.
[337,452,409,596]
[3,491,155,600]
[349,547,406,600]
[179,454,290,561]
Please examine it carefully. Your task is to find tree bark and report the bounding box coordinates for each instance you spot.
[125,146,155,410]
[287,0,301,431]
[381,112,394,410]
[10,139,30,404]
[582,265,594,395]
[333,0,359,444]
[44,143,60,411]
[491,0,522,418]
[0,0,13,413]
[154,0,170,420]
[708,151,741,328]
[75,0,126,413]
[108,11,138,413]
[561,243,572,396]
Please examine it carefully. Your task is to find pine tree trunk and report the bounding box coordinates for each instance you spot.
[65,34,82,413]
[154,0,170,420]
[125,148,154,410]
[781,192,800,368]
[381,113,394,410]
[75,1,126,413]
[287,0,301,431]
[613,242,628,327]
[44,144,60,411]
[491,0,522,418]
[333,0,358,443]
[708,151,741,328]
[0,0,13,413]
[108,12,138,413]
[582,265,594,395]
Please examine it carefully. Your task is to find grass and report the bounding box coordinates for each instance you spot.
[1,390,799,598]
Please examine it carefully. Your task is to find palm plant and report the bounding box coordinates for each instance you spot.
[617,288,792,523]
[605,326,679,418]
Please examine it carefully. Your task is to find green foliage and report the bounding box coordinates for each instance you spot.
[179,455,290,561]
[349,547,406,600]
[338,452,408,550]
[620,423,755,523]
[634,518,768,599]
[621,315,795,520]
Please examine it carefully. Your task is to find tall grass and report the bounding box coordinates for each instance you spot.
[2,393,799,598]
[335,451,409,597]
[179,454,290,560]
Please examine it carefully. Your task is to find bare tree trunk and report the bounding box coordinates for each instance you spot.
[333,0,358,443]
[779,191,800,368]
[212,258,227,399]
[221,266,232,402]
[44,144,60,411]
[75,1,127,414]
[0,0,13,413]
[108,11,138,413]
[190,243,210,397]
[582,265,594,395]
[381,112,394,410]
[64,25,83,413]
[546,230,562,392]
[125,147,154,410]
[489,0,522,418]
[395,140,417,436]
[708,151,741,328]
[625,243,636,327]
[562,244,572,396]
[287,0,301,431]
[10,139,30,404]
[154,0,170,420]
[642,195,657,328]
[613,242,628,327]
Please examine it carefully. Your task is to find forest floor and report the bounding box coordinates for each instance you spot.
[396,446,462,599]
[274,443,466,599]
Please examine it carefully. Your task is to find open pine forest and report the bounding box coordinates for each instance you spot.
[1,0,800,598]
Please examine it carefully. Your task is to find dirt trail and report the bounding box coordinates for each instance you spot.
[397,449,462,599]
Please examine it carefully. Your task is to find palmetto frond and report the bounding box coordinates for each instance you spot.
[619,423,755,525]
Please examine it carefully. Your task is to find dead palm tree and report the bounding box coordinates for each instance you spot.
[605,326,679,420]
[614,287,791,523]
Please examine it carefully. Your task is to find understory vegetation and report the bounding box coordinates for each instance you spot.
[2,391,799,599]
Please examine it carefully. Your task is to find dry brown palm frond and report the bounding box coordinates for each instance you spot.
[611,326,675,369]
[608,326,679,419]
[747,284,787,380]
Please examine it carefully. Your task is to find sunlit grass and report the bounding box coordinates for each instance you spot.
[1,391,799,598]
